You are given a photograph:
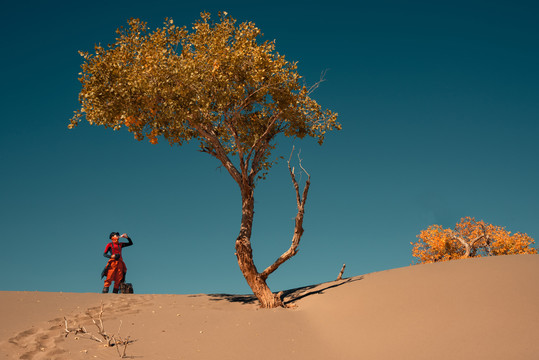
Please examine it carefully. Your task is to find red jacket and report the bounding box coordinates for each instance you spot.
[103,236,133,260]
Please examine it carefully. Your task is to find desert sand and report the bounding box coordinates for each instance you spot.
[1,254,538,359]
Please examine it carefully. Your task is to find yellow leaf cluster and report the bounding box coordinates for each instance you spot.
[69,12,340,184]
[411,217,537,264]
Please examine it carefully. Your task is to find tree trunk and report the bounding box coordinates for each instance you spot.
[235,187,283,308]
[452,232,485,259]
[232,150,310,308]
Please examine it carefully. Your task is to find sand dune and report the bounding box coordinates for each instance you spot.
[1,254,538,359]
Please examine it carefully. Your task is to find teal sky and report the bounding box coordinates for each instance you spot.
[1,0,538,295]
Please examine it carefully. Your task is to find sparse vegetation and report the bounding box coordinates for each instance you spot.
[64,303,132,358]
[412,217,537,264]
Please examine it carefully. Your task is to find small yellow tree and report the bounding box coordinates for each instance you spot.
[412,217,536,264]
[69,13,340,308]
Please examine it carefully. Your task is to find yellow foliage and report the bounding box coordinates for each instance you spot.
[411,217,536,264]
[69,12,340,183]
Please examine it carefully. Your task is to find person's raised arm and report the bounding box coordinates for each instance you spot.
[120,233,133,247]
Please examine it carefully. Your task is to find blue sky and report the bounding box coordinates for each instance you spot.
[1,0,538,295]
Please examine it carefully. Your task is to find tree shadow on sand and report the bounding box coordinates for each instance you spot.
[208,276,364,306]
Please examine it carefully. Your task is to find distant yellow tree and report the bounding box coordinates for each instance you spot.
[412,217,537,264]
[69,13,340,308]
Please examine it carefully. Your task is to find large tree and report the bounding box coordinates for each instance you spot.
[69,13,340,307]
[411,217,537,264]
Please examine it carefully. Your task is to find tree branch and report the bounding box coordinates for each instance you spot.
[223,118,248,182]
[451,232,485,258]
[336,264,346,280]
[238,80,289,111]
[86,303,113,346]
[64,317,103,343]
[260,147,310,280]
[245,111,284,185]
[247,110,281,161]
[306,70,328,95]
[190,120,242,185]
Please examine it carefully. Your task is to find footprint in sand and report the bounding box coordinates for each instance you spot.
[4,297,152,359]
[4,316,72,360]
[9,326,64,360]
[8,328,38,346]
[89,296,151,321]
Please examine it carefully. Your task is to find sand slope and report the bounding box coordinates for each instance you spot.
[1,254,538,359]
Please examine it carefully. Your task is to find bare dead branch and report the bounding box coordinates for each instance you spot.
[123,337,130,357]
[114,336,122,357]
[117,320,123,337]
[70,302,134,357]
[110,331,132,358]
[104,320,132,358]
[86,303,112,345]
[260,146,310,280]
[337,264,346,280]
[64,317,103,343]
[297,149,310,178]
[306,70,328,95]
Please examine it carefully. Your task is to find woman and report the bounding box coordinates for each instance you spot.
[101,232,133,293]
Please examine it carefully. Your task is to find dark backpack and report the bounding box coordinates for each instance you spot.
[120,282,134,294]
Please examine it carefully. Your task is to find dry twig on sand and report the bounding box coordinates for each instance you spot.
[112,320,131,358]
[65,302,133,358]
[86,303,112,346]
[64,317,103,343]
